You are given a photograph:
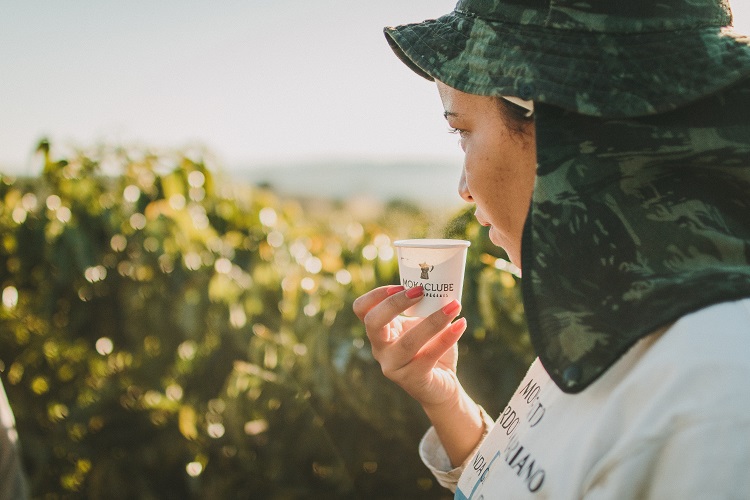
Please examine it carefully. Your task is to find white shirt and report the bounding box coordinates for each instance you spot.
[420,298,750,499]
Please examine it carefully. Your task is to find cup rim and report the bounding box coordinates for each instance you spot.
[393,238,471,248]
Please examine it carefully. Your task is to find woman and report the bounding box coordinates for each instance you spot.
[353,0,750,498]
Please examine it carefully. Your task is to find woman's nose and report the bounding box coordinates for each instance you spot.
[458,169,473,202]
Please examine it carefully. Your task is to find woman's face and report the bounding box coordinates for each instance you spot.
[436,81,537,268]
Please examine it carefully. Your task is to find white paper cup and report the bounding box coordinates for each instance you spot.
[394,238,471,317]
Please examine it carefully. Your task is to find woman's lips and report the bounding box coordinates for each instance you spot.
[475,210,494,231]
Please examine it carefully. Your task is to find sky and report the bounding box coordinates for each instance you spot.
[2,1,750,175]
[0,0,460,174]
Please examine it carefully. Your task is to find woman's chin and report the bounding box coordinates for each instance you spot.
[488,226,505,249]
[489,227,521,267]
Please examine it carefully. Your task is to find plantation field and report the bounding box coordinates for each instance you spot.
[0,142,533,499]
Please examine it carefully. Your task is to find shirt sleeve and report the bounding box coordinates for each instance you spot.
[418,405,495,492]
[582,416,750,500]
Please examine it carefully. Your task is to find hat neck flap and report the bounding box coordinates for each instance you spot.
[522,78,750,393]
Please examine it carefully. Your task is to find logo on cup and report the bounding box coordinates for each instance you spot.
[419,262,434,280]
[394,238,470,317]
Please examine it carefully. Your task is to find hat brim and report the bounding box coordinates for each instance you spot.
[385,11,750,117]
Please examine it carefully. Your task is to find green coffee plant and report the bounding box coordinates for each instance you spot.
[0,141,531,499]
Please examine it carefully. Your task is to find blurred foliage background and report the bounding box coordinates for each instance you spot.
[0,142,533,499]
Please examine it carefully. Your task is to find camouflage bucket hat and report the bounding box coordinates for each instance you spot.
[385,0,750,117]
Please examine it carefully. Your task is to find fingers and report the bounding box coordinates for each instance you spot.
[361,286,425,333]
[386,300,462,368]
[353,286,466,375]
[409,317,467,373]
[352,285,405,321]
[361,287,426,351]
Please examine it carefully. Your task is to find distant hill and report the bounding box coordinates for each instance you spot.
[240,159,464,209]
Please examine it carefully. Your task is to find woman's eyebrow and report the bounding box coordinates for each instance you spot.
[443,111,459,119]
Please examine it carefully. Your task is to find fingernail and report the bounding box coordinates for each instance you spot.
[405,286,423,299]
[442,300,461,316]
[450,317,467,333]
[386,285,405,296]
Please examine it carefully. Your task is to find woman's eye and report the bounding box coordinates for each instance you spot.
[448,128,468,151]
